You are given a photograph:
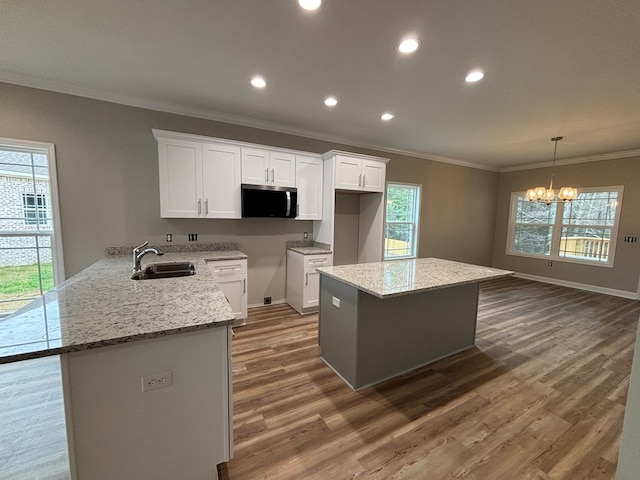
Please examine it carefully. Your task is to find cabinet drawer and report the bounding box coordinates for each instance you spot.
[303,254,333,269]
[207,259,247,275]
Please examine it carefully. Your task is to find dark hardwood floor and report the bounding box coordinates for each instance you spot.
[1,276,638,479]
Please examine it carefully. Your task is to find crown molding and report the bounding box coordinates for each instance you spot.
[500,148,640,172]
[5,72,634,174]
[0,71,500,172]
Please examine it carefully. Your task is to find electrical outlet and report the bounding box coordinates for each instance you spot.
[332,296,341,308]
[142,370,172,392]
[188,233,198,241]
[548,261,553,267]
[165,233,172,242]
[264,296,272,305]
[303,232,308,239]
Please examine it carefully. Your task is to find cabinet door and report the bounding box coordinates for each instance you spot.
[303,269,321,308]
[269,151,296,187]
[295,155,323,220]
[202,143,242,218]
[334,155,361,191]
[361,159,386,192]
[216,275,247,320]
[158,138,203,217]
[241,147,269,185]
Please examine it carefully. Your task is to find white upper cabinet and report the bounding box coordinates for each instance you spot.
[241,147,295,187]
[295,155,323,220]
[155,131,241,218]
[360,159,385,192]
[157,137,202,218]
[333,154,387,193]
[202,143,242,218]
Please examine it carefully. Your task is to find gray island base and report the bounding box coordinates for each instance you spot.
[317,258,513,390]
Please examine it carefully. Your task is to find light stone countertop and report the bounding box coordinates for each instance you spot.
[288,246,333,255]
[0,250,247,364]
[317,257,513,299]
[286,240,332,255]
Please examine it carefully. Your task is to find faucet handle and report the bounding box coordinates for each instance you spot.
[134,241,149,253]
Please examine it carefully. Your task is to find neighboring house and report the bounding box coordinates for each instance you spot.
[0,150,52,267]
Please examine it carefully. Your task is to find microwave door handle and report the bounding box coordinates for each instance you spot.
[285,191,291,217]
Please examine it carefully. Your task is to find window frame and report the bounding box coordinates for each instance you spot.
[506,185,624,268]
[384,182,421,260]
[0,137,65,285]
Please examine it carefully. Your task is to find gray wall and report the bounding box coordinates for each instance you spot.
[386,153,499,266]
[492,157,640,294]
[1,81,498,304]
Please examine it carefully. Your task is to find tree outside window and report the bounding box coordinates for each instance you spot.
[384,183,421,259]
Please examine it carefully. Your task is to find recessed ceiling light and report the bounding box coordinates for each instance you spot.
[298,0,321,11]
[465,70,485,83]
[381,112,394,121]
[324,96,338,107]
[250,76,266,88]
[398,37,420,54]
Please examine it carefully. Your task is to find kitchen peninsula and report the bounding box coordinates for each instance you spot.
[317,258,512,390]
[0,244,243,480]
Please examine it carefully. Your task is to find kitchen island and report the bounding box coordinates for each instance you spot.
[0,245,244,480]
[317,258,512,390]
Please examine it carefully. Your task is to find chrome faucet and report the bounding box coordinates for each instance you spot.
[133,241,164,273]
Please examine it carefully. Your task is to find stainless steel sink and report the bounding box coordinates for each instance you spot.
[131,262,196,280]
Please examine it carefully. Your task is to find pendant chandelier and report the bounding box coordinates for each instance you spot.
[526,136,577,204]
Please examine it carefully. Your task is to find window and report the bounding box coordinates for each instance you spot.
[0,139,64,318]
[507,186,623,267]
[384,183,421,259]
[22,193,49,226]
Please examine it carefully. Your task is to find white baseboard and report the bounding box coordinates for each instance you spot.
[514,273,639,300]
[248,298,287,309]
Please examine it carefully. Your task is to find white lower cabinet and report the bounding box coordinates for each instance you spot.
[208,259,248,326]
[286,250,333,314]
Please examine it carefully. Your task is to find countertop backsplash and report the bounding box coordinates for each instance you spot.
[106,242,240,256]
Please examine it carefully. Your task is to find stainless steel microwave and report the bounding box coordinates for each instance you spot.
[241,184,297,218]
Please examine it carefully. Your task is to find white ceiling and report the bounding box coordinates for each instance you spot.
[1,0,640,170]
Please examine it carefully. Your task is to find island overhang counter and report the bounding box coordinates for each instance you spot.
[316,258,513,390]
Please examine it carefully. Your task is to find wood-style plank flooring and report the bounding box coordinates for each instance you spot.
[221,277,640,480]
[1,277,638,479]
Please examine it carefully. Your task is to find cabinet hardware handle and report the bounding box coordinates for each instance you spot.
[243,278,246,293]
[358,174,362,188]
[305,272,309,286]
[198,199,202,215]
[205,199,209,215]
[362,174,365,188]
[285,191,291,217]
[271,168,275,184]
[265,168,269,183]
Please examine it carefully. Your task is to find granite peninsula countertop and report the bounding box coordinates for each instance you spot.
[0,248,247,364]
[317,257,513,299]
